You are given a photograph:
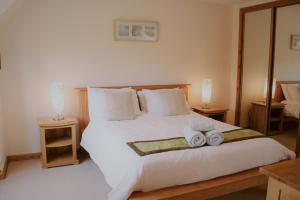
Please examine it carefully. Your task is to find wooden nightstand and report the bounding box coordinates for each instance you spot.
[260,159,300,200]
[38,117,79,168]
[249,101,285,135]
[192,106,229,122]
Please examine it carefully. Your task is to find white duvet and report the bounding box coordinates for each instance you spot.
[81,112,295,200]
[282,100,300,118]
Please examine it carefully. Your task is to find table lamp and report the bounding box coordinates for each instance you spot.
[264,78,276,100]
[202,79,212,109]
[51,82,65,121]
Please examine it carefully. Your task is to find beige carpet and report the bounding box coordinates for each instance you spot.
[0,159,267,200]
[270,126,297,152]
[0,159,110,200]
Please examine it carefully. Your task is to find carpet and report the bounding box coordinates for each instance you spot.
[0,159,267,200]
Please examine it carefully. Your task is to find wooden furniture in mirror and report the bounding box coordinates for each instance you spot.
[249,101,285,135]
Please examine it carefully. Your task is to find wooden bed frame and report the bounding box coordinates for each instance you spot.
[75,84,269,200]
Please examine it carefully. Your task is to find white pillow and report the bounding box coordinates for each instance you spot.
[142,89,189,116]
[102,90,135,121]
[87,88,137,121]
[123,88,141,115]
[287,85,300,101]
[281,84,299,101]
[138,89,190,112]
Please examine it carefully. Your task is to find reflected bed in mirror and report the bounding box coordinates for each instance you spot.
[271,3,300,157]
[273,81,300,156]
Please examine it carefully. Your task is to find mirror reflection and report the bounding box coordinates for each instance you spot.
[272,4,300,151]
[240,9,271,133]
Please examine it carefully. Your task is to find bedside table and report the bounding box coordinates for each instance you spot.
[38,117,79,168]
[249,101,285,135]
[192,106,229,122]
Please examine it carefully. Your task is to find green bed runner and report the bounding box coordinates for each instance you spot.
[127,129,264,156]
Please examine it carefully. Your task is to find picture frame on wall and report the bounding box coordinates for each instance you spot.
[291,35,300,50]
[114,20,158,42]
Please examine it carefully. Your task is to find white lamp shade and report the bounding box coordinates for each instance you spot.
[202,79,212,104]
[264,78,276,99]
[51,82,64,116]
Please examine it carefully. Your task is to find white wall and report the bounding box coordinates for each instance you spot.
[0,0,232,155]
[0,0,16,16]
[0,23,6,171]
[274,4,300,81]
[0,95,5,172]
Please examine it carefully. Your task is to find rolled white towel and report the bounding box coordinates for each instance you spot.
[188,117,214,132]
[183,126,206,147]
[205,130,224,146]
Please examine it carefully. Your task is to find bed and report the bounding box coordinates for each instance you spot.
[274,81,300,157]
[76,84,295,200]
[274,81,300,119]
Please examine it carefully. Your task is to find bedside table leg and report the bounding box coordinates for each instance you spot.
[296,116,300,158]
[71,126,79,164]
[279,110,284,134]
[223,112,227,123]
[40,128,47,168]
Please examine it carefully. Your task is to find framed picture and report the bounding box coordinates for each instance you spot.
[114,20,158,42]
[291,35,300,50]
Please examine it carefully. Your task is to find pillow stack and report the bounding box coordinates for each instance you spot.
[88,87,140,121]
[88,87,191,121]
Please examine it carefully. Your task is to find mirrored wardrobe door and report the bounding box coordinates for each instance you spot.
[240,9,272,133]
[272,4,300,153]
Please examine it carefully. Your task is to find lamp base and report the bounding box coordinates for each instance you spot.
[202,103,210,109]
[53,114,64,121]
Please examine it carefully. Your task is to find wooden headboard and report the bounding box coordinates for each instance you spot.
[274,81,300,102]
[75,84,191,133]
